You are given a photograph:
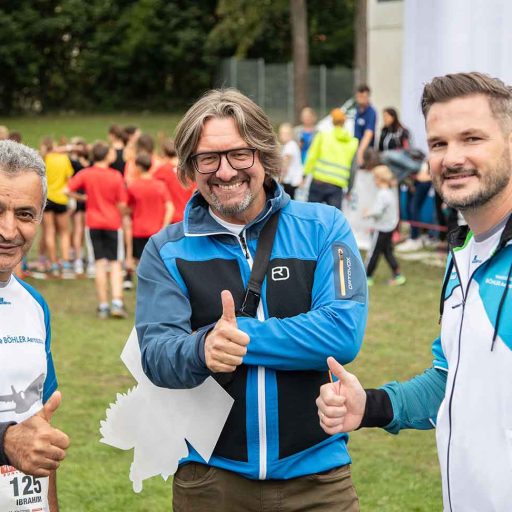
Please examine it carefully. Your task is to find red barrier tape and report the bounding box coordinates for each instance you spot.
[402,219,448,232]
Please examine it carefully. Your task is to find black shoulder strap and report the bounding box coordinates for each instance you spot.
[238,211,280,318]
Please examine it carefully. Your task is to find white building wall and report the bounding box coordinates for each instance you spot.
[367,0,404,128]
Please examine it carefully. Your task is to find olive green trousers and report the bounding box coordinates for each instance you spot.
[172,462,359,512]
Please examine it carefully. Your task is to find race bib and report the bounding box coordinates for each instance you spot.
[0,466,49,512]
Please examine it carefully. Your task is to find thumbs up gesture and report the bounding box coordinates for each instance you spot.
[316,357,367,435]
[3,391,70,477]
[204,290,250,373]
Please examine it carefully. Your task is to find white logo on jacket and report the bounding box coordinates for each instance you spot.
[271,267,289,281]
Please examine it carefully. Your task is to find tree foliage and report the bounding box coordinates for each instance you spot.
[0,0,354,114]
[208,0,354,65]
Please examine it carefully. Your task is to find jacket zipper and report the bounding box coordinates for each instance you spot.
[239,232,250,260]
[338,248,346,297]
[237,231,267,480]
[445,249,483,512]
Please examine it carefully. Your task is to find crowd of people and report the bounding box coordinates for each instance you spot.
[0,124,195,318]
[2,86,433,321]
[0,80,457,324]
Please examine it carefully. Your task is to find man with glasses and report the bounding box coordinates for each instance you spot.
[135,89,368,511]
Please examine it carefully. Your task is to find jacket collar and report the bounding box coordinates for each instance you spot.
[447,212,512,251]
[183,179,289,237]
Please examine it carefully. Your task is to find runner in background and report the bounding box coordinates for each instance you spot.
[68,137,90,276]
[40,137,74,278]
[108,124,127,175]
[123,133,159,289]
[66,141,128,319]
[153,139,195,224]
[127,154,173,265]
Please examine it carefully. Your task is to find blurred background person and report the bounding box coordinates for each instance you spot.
[344,148,381,250]
[278,122,303,199]
[108,124,127,175]
[396,161,434,252]
[153,139,195,224]
[67,141,128,318]
[68,137,91,275]
[127,153,173,265]
[304,108,358,209]
[40,137,74,278]
[123,132,158,289]
[364,165,405,286]
[294,106,318,164]
[7,131,22,143]
[378,107,410,152]
[354,84,377,166]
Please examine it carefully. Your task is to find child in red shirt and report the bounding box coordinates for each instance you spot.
[153,139,195,223]
[127,154,174,261]
[67,141,128,319]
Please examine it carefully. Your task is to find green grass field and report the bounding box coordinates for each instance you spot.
[0,113,183,149]
[26,256,445,511]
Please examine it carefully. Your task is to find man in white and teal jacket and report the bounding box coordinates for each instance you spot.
[318,72,512,512]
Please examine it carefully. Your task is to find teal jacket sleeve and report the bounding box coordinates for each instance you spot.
[382,365,447,434]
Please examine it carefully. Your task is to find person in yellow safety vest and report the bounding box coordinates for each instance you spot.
[304,108,359,209]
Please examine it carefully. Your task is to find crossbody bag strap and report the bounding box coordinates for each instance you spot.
[238,211,281,318]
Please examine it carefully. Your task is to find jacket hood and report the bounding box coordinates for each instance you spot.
[332,126,353,142]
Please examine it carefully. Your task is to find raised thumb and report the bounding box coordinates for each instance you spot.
[220,290,237,326]
[327,356,349,382]
[39,391,62,422]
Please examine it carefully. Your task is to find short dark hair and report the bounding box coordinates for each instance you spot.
[362,148,380,170]
[7,131,22,143]
[91,141,110,162]
[109,124,127,143]
[357,84,371,94]
[161,139,177,158]
[136,133,154,154]
[421,72,512,131]
[124,125,138,136]
[383,107,403,131]
[135,153,152,172]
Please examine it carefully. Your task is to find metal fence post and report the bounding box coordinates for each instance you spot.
[258,58,265,108]
[320,65,327,116]
[287,61,294,121]
[230,57,238,89]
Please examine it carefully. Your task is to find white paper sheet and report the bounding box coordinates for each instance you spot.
[100,328,234,492]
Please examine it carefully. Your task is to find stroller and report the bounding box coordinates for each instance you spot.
[380,148,426,183]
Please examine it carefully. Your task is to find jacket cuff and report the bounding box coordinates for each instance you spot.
[0,421,17,467]
[359,389,394,428]
[195,325,215,367]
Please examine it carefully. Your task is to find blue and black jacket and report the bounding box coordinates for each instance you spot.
[135,181,368,479]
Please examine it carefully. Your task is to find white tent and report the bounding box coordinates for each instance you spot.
[401,0,512,151]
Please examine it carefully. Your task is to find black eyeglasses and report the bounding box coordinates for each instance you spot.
[190,147,257,174]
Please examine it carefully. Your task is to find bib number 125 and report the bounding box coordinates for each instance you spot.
[9,475,42,497]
